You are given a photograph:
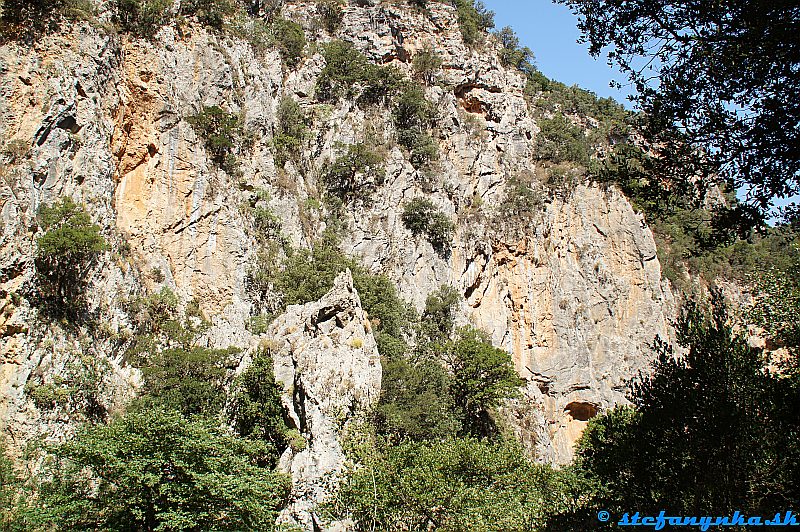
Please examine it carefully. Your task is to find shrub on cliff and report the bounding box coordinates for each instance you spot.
[315,0,344,33]
[0,0,94,38]
[271,17,306,68]
[317,41,402,105]
[535,113,591,166]
[273,96,308,167]
[393,85,439,169]
[113,0,172,37]
[35,197,107,315]
[321,143,386,205]
[401,198,454,255]
[412,45,443,85]
[187,105,243,174]
[495,26,535,74]
[453,0,495,47]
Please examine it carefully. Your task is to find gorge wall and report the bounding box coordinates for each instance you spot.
[0,0,675,488]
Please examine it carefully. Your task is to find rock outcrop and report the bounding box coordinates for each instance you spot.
[256,270,381,530]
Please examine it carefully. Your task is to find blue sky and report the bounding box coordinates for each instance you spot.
[486,0,634,106]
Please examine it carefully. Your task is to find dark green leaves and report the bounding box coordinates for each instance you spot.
[26,408,290,531]
[35,197,107,316]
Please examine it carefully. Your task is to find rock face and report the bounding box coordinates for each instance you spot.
[0,0,675,490]
[260,271,381,530]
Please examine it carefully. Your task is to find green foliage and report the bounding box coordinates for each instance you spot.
[317,41,402,105]
[535,113,591,166]
[24,353,109,422]
[123,286,212,361]
[0,0,94,38]
[230,346,290,462]
[272,96,308,168]
[418,284,461,345]
[499,172,544,220]
[452,0,495,47]
[0,443,23,528]
[560,294,800,524]
[401,198,454,255]
[315,0,344,33]
[393,84,439,169]
[321,143,386,205]
[331,437,574,531]
[128,286,180,335]
[443,326,523,436]
[412,45,443,85]
[180,0,236,30]
[748,255,800,375]
[35,197,107,315]
[112,0,173,37]
[187,105,243,174]
[271,236,414,342]
[557,0,800,220]
[139,346,239,417]
[495,26,535,73]
[22,408,290,531]
[271,17,306,68]
[252,205,282,243]
[375,357,461,442]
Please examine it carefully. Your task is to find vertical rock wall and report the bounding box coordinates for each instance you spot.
[0,0,675,476]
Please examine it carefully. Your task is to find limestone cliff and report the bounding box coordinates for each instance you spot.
[0,0,675,485]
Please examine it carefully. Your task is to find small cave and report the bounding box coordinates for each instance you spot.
[454,83,488,114]
[564,401,599,422]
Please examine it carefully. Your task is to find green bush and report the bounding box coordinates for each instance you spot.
[127,286,180,335]
[273,96,308,167]
[375,357,461,441]
[499,173,544,219]
[401,198,454,255]
[535,113,591,166]
[0,0,94,37]
[35,197,107,314]
[401,129,439,169]
[179,0,236,30]
[331,437,574,531]
[317,41,402,105]
[22,408,290,531]
[271,17,306,68]
[139,346,240,417]
[315,0,344,32]
[393,84,439,168]
[270,235,414,343]
[252,205,282,242]
[412,45,443,85]
[418,284,461,345]
[230,346,290,463]
[495,26,535,73]
[24,354,109,422]
[113,0,172,37]
[453,0,495,47]
[321,143,386,204]
[443,326,524,436]
[187,105,243,174]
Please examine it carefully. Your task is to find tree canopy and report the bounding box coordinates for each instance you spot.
[557,0,800,221]
[19,408,290,531]
[550,292,800,528]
